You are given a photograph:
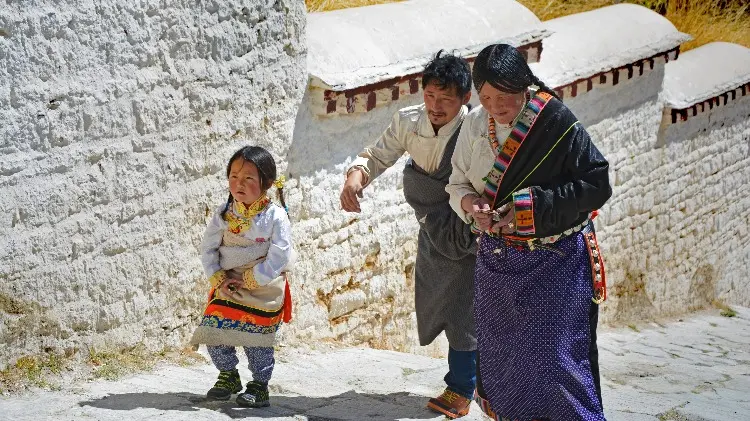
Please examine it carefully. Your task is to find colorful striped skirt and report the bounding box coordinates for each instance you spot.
[190,275,292,348]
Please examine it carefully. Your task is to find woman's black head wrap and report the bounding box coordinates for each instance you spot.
[472,44,559,99]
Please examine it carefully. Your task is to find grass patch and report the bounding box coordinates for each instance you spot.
[401,367,417,376]
[659,0,749,51]
[720,307,737,318]
[171,347,207,367]
[306,0,400,12]
[658,405,689,420]
[713,299,738,318]
[519,0,617,19]
[88,345,205,380]
[516,0,750,51]
[88,345,155,380]
[0,353,67,393]
[658,409,680,420]
[627,324,640,332]
[306,0,750,51]
[1,345,205,394]
[0,293,38,315]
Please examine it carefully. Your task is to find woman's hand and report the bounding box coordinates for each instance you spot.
[462,195,493,231]
[489,204,516,235]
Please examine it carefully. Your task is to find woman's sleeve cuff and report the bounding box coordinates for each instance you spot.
[512,187,536,236]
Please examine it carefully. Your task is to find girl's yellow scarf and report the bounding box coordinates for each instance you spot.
[225,195,270,234]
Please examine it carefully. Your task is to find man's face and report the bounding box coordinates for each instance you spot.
[423,82,470,129]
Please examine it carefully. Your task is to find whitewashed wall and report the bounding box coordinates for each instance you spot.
[0,0,306,366]
[285,3,750,352]
[557,36,750,322]
[591,95,750,320]
[3,0,747,368]
[285,62,749,348]
[283,89,446,355]
[279,0,545,357]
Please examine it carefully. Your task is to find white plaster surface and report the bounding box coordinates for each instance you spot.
[289,44,750,340]
[289,0,551,354]
[659,91,750,146]
[591,98,750,320]
[282,0,750,356]
[307,0,548,90]
[0,1,306,366]
[2,308,749,421]
[663,42,750,109]
[530,4,690,88]
[562,57,666,127]
[4,0,750,380]
[283,75,453,357]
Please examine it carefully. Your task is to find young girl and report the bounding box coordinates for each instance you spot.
[190,145,293,408]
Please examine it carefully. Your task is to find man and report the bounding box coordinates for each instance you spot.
[340,51,476,419]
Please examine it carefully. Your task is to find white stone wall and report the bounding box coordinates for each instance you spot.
[559,57,669,128]
[0,0,306,366]
[284,89,451,356]
[561,54,750,321]
[4,0,747,368]
[286,45,750,349]
[589,95,750,321]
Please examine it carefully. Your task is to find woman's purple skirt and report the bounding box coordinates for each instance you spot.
[474,232,605,421]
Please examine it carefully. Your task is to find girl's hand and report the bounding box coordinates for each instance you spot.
[219,278,243,298]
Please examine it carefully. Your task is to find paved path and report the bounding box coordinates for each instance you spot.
[1,308,748,421]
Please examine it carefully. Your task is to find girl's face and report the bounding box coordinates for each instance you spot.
[478,83,527,125]
[228,158,264,205]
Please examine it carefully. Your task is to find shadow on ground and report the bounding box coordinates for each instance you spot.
[78,390,438,420]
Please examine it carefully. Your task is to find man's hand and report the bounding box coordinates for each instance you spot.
[341,168,366,212]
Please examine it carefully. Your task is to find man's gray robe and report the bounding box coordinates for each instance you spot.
[402,128,477,351]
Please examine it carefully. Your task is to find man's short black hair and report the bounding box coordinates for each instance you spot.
[421,50,472,97]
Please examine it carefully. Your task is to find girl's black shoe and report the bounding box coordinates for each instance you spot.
[236,380,270,407]
[206,369,242,400]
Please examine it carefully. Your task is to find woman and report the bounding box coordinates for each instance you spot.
[446,44,611,420]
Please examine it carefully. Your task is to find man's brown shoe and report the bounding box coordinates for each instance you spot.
[426,389,471,419]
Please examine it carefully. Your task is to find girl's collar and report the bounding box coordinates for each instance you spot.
[233,194,271,218]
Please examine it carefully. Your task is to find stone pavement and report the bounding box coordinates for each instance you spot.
[1,307,748,421]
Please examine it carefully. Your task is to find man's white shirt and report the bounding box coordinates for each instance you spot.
[348,103,468,184]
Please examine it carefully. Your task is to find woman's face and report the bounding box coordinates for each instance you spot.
[478,83,527,125]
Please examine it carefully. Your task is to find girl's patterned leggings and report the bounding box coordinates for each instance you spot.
[207,345,274,384]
